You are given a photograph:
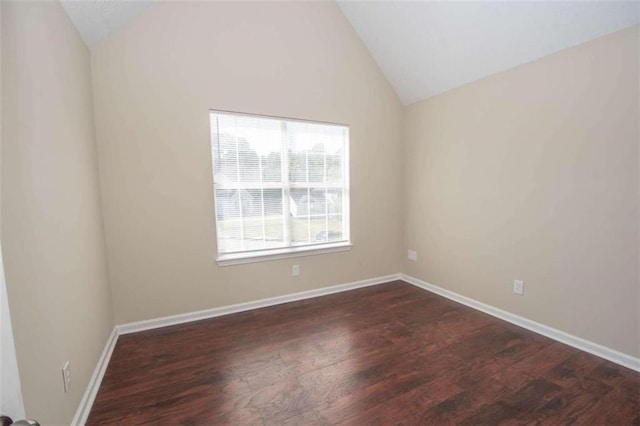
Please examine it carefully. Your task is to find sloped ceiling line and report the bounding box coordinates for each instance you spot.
[61,0,640,105]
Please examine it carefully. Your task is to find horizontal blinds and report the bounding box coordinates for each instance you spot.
[210,111,349,255]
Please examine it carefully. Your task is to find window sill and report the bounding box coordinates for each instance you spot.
[216,242,353,266]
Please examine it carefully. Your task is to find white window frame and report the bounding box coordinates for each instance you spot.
[209,110,352,266]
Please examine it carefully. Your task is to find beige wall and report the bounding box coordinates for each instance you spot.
[404,26,640,357]
[1,1,114,424]
[1,1,637,421]
[91,1,404,324]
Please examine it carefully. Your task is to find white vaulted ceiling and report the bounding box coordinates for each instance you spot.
[60,0,640,105]
[337,1,640,104]
[60,0,156,47]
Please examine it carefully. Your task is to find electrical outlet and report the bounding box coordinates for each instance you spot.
[62,361,71,393]
[513,280,524,296]
[292,265,300,277]
[408,250,417,261]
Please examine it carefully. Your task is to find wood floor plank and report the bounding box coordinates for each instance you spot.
[533,380,612,424]
[417,377,510,425]
[87,281,640,425]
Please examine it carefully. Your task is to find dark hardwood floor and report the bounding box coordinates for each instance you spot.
[87,281,640,425]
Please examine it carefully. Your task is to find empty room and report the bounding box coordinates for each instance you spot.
[1,0,639,424]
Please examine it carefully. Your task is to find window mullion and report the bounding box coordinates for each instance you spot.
[323,134,328,239]
[305,132,311,243]
[281,121,291,246]
[342,128,349,241]
[234,118,245,250]
[258,150,266,247]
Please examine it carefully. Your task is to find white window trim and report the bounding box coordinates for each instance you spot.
[216,242,353,266]
[210,110,351,265]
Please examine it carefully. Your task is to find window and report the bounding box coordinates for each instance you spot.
[210,110,350,265]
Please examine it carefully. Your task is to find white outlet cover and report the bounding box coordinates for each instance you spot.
[292,265,300,276]
[513,280,524,296]
[408,250,418,261]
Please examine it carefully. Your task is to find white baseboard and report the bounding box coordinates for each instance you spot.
[73,271,639,424]
[117,273,402,335]
[72,327,119,425]
[72,273,400,424]
[401,274,640,373]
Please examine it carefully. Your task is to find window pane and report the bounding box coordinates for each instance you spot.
[213,114,283,184]
[326,152,342,184]
[315,215,344,243]
[216,218,241,253]
[262,152,282,182]
[290,188,327,217]
[291,214,344,245]
[263,188,283,215]
[308,146,325,183]
[215,189,241,220]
